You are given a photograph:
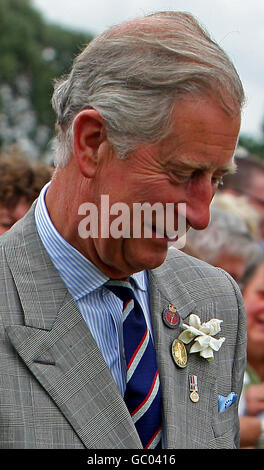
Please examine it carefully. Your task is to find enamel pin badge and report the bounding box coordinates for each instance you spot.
[162,304,181,329]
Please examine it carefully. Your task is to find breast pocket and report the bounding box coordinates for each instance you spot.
[212,403,238,438]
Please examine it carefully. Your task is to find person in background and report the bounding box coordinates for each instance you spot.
[220,153,264,242]
[238,256,264,448]
[0,11,246,449]
[0,149,52,234]
[212,191,261,240]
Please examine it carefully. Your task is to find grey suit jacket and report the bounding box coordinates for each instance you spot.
[0,204,246,449]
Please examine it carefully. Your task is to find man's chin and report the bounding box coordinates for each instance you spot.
[92,237,169,278]
[124,238,169,271]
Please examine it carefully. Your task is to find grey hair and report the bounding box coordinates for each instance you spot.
[51,10,245,168]
[186,207,262,266]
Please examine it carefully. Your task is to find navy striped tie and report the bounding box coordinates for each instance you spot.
[106,278,162,449]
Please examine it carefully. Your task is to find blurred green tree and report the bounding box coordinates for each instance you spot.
[239,114,264,159]
[238,134,264,159]
[0,0,92,157]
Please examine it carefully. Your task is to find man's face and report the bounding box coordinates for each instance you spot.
[80,95,241,278]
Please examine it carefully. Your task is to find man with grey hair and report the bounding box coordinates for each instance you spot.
[0,11,246,449]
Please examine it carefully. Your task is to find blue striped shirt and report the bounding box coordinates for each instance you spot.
[34,182,152,396]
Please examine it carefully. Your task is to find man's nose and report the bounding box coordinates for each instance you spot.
[185,182,214,230]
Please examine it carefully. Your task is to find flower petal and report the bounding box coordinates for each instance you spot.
[209,336,225,351]
[199,347,214,360]
[200,319,223,336]
[194,335,211,348]
[178,330,195,344]
[189,314,201,329]
[182,323,205,337]
[190,342,203,353]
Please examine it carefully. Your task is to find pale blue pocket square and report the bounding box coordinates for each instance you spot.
[218,392,238,412]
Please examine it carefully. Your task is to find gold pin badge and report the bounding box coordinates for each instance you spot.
[171,338,188,368]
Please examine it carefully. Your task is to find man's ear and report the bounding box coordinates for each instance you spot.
[73,109,105,178]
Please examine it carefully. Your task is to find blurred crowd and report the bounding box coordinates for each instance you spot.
[0,149,52,234]
[1,146,264,448]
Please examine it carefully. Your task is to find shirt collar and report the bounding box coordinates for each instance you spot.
[35,182,147,299]
[131,270,148,292]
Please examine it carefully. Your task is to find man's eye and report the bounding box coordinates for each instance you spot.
[212,175,224,186]
[168,171,192,184]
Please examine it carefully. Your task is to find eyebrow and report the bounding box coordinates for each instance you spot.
[167,159,237,174]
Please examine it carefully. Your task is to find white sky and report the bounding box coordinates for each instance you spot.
[33,0,264,139]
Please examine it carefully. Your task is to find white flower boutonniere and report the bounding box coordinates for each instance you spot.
[178,314,225,361]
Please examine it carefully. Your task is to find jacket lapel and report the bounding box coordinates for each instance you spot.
[149,249,218,448]
[148,254,193,448]
[5,208,141,449]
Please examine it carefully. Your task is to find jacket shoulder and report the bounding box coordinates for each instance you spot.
[154,247,243,302]
[0,204,37,249]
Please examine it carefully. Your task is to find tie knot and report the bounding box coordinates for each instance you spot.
[105,278,135,304]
